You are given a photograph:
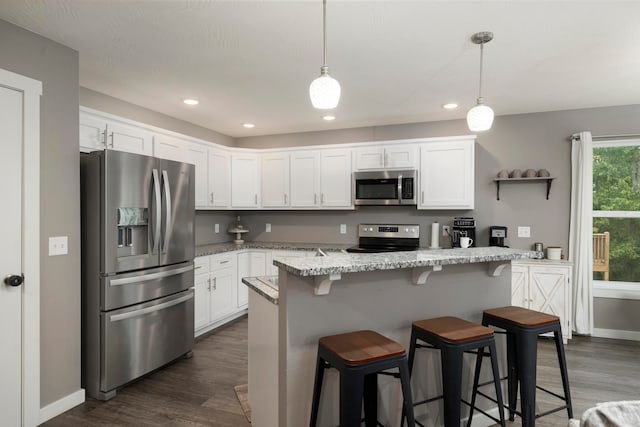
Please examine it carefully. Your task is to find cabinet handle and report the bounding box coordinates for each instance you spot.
[384,152,388,167]
[213,277,217,290]
[255,194,258,205]
[108,132,114,148]
[195,266,203,270]
[101,128,107,148]
[207,278,211,290]
[210,192,214,204]
[284,194,287,204]
[321,193,324,204]
[421,190,425,204]
[220,260,229,264]
[314,193,317,204]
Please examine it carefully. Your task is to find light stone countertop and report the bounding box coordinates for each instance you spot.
[242,276,279,305]
[273,246,543,277]
[195,241,353,257]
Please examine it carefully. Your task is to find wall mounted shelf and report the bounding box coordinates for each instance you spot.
[493,177,555,200]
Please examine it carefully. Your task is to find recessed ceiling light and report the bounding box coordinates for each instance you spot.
[323,115,336,121]
[242,123,255,128]
[442,103,458,110]
[183,99,199,105]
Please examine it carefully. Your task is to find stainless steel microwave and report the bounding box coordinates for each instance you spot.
[353,170,417,205]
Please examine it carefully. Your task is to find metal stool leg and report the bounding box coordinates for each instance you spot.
[488,341,506,427]
[363,373,378,427]
[516,331,537,427]
[506,332,518,421]
[465,345,485,427]
[309,354,326,427]
[340,368,365,427]
[398,357,416,427]
[441,347,464,427]
[554,328,573,419]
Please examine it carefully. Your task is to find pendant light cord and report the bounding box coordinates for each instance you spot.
[478,42,484,99]
[322,0,328,68]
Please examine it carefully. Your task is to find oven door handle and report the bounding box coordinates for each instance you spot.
[397,173,403,204]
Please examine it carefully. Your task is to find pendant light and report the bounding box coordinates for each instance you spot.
[467,31,494,132]
[309,0,341,109]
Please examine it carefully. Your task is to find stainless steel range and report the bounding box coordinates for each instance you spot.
[346,224,420,253]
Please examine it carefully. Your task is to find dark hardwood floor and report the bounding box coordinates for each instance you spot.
[43,317,640,426]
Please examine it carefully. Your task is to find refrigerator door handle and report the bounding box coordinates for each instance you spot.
[108,264,194,287]
[162,170,172,254]
[108,290,194,322]
[151,169,161,254]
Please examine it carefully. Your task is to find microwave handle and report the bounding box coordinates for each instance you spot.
[397,173,402,204]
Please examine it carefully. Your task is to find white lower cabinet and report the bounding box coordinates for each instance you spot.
[194,253,240,336]
[511,260,572,343]
[237,251,267,309]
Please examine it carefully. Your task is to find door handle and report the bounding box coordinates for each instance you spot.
[162,170,172,254]
[4,274,24,287]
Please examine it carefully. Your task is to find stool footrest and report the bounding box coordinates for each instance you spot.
[460,398,504,425]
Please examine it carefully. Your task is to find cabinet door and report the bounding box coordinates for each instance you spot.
[262,153,290,208]
[237,251,267,308]
[107,121,154,155]
[153,134,185,162]
[194,273,211,330]
[209,148,231,208]
[232,153,260,208]
[210,267,236,322]
[354,146,384,170]
[385,144,418,169]
[511,264,529,307]
[184,143,209,208]
[528,266,569,321]
[79,112,106,152]
[419,139,474,209]
[320,149,352,207]
[290,151,320,207]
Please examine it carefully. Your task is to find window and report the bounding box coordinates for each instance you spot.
[592,139,640,299]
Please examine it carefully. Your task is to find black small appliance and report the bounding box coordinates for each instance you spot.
[451,217,476,248]
[489,226,508,247]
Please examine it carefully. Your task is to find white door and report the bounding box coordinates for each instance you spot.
[0,85,25,427]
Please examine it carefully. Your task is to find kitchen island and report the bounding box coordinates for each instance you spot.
[244,247,541,427]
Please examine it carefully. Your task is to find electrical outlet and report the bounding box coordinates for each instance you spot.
[442,225,450,237]
[340,224,347,234]
[266,223,271,233]
[48,236,68,256]
[214,224,219,233]
[518,226,531,238]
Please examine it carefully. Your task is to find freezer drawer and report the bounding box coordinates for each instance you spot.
[102,261,194,310]
[100,289,194,394]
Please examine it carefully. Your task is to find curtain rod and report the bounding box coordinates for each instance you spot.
[571,133,640,141]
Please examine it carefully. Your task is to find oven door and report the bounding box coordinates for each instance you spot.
[353,170,416,205]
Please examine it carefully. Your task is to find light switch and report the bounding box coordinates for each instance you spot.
[214,224,220,233]
[266,223,271,233]
[518,226,531,238]
[340,224,347,234]
[49,236,68,256]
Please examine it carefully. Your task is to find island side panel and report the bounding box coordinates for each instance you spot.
[279,263,512,427]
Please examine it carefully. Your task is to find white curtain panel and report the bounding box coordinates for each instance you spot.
[569,131,593,335]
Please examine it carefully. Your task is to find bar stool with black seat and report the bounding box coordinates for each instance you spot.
[310,329,416,427]
[471,306,573,427]
[401,316,505,427]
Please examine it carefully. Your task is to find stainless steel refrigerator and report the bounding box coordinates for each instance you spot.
[80,150,195,400]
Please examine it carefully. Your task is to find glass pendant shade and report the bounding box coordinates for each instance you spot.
[309,70,341,109]
[466,99,494,131]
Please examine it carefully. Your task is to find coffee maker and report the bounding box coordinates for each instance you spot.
[452,217,476,248]
[489,226,508,247]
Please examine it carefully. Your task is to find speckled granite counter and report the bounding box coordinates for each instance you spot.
[242,276,279,305]
[195,241,352,257]
[273,246,542,277]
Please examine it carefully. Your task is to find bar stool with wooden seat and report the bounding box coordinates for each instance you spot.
[402,316,505,427]
[310,329,416,427]
[471,306,573,427]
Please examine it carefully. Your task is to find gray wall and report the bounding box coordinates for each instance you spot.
[0,20,80,406]
[80,87,236,147]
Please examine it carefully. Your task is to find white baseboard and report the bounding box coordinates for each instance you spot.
[592,327,640,342]
[39,388,85,424]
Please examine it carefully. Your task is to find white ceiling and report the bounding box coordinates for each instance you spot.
[1,1,639,138]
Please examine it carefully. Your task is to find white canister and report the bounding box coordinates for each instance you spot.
[546,246,562,260]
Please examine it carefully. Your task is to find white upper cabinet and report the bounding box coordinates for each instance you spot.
[354,143,418,170]
[419,137,475,210]
[107,121,154,156]
[79,111,106,152]
[153,133,185,162]
[184,142,210,208]
[209,148,231,208]
[231,152,261,208]
[290,151,320,207]
[262,152,290,208]
[320,149,352,207]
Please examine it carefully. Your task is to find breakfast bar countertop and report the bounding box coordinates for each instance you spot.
[195,241,353,257]
[273,246,543,277]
